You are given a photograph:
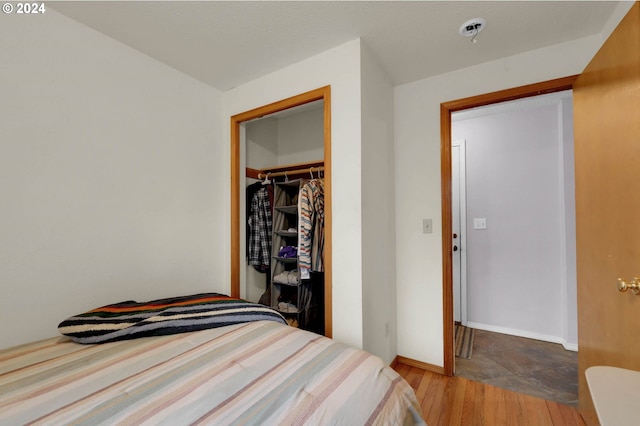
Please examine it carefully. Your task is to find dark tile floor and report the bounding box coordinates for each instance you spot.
[455,328,579,406]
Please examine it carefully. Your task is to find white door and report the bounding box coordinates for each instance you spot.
[452,140,467,325]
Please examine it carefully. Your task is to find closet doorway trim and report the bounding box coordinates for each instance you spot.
[230,86,332,338]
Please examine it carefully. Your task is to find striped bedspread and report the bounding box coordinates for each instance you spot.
[57,293,287,344]
[0,321,426,425]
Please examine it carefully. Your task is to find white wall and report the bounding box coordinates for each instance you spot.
[451,92,576,348]
[246,118,279,170]
[361,43,397,364]
[394,34,604,367]
[223,39,365,350]
[277,108,324,165]
[245,107,324,168]
[0,10,224,349]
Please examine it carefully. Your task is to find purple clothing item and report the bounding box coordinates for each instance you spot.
[278,246,298,258]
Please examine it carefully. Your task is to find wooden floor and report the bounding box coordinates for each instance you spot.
[394,363,586,426]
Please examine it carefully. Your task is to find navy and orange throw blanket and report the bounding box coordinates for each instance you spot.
[58,293,286,344]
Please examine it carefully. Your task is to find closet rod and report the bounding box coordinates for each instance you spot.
[258,166,324,180]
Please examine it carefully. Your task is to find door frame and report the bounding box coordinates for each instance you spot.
[440,76,577,375]
[230,86,333,337]
[451,139,468,326]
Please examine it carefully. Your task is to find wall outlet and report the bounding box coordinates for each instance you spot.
[473,218,487,230]
[422,218,433,234]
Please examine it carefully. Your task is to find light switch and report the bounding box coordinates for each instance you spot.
[473,218,487,230]
[423,218,433,234]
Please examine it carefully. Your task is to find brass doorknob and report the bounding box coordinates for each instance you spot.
[617,278,640,295]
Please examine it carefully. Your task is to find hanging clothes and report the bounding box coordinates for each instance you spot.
[246,181,264,255]
[298,178,325,279]
[246,181,274,254]
[248,185,273,272]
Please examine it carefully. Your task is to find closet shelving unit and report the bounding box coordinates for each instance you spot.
[270,178,309,327]
[271,179,302,270]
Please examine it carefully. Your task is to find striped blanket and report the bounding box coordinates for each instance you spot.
[58,293,287,344]
[1,321,426,425]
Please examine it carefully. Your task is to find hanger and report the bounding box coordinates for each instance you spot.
[262,172,271,185]
[284,171,289,182]
[309,167,315,180]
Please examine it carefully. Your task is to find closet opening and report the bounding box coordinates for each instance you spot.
[230,86,332,337]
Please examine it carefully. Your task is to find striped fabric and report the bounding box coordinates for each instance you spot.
[298,179,324,273]
[0,321,426,425]
[58,293,287,344]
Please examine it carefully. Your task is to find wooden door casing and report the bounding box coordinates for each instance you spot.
[230,86,333,338]
[573,3,640,424]
[440,75,577,376]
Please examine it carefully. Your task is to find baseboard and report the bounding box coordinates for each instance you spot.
[562,342,578,352]
[466,322,578,352]
[390,356,400,369]
[394,355,446,375]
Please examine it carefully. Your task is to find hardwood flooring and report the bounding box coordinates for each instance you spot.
[393,363,586,426]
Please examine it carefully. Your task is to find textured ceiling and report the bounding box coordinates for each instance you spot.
[51,1,620,91]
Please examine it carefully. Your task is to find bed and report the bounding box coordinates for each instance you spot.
[0,294,425,425]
